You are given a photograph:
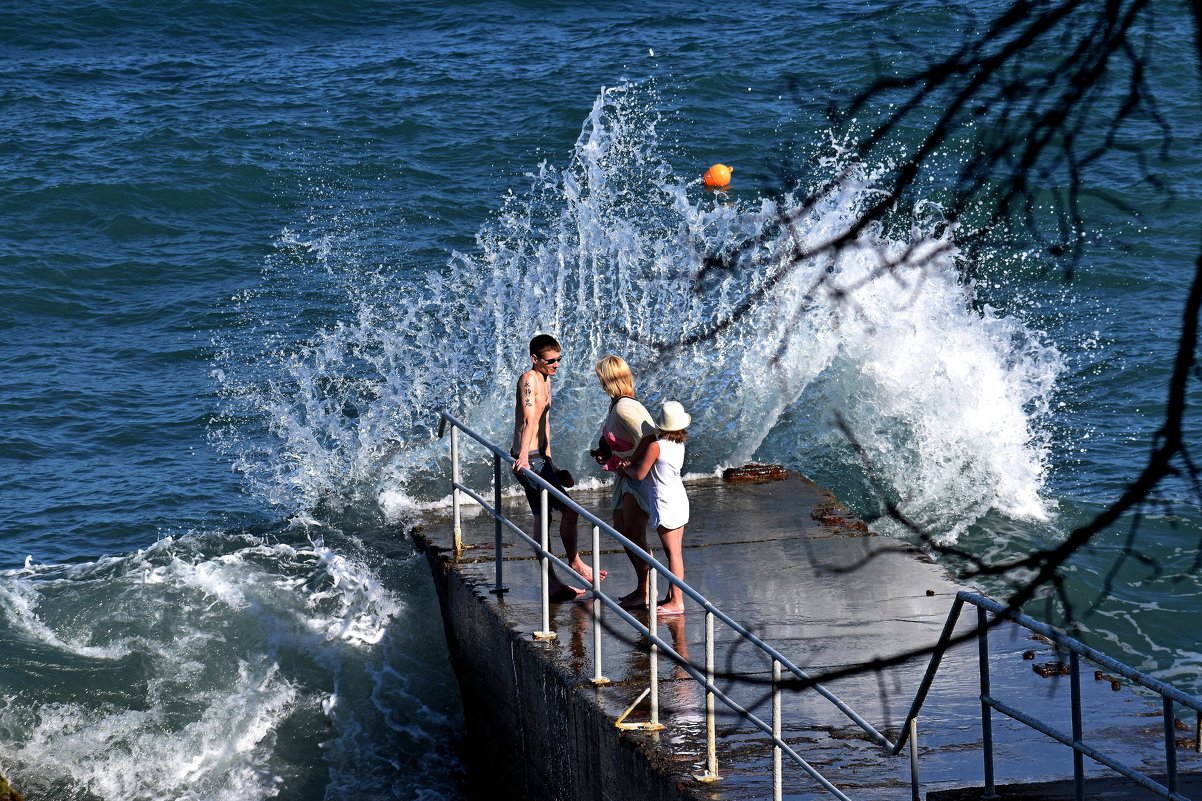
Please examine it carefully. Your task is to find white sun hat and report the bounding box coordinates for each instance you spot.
[657,400,692,432]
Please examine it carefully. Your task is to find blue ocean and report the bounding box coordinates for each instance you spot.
[3,0,1200,798]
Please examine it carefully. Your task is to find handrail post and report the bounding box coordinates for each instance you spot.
[649,567,661,729]
[773,659,782,801]
[1070,651,1084,801]
[909,717,920,801]
[695,609,720,782]
[590,524,608,685]
[450,425,462,557]
[978,606,998,800]
[490,453,507,595]
[1164,697,1178,796]
[533,488,555,640]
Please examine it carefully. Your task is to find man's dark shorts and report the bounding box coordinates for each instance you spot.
[513,455,570,516]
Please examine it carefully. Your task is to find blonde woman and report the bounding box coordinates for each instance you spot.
[593,355,658,609]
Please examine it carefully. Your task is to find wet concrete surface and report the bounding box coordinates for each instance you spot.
[418,472,1202,800]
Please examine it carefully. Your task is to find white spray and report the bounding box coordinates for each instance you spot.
[214,82,1061,544]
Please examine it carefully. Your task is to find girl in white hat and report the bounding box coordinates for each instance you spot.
[621,400,691,615]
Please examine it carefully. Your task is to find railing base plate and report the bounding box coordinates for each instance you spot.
[617,722,665,732]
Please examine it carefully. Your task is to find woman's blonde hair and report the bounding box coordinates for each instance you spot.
[594,355,635,399]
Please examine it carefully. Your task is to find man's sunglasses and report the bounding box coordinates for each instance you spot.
[540,356,562,365]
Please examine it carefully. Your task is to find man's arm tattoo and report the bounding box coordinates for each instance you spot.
[522,377,535,408]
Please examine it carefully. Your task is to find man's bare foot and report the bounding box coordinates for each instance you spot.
[656,602,685,617]
[618,589,648,610]
[569,557,607,584]
[549,583,588,603]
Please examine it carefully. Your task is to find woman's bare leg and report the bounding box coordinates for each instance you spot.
[617,492,650,609]
[656,525,685,615]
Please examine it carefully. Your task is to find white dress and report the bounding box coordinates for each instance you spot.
[650,440,689,530]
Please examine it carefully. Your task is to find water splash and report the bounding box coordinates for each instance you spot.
[214,81,1061,543]
[0,528,455,801]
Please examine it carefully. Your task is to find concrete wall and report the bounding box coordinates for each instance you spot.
[416,533,694,801]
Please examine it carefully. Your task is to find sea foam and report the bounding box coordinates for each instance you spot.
[0,529,422,800]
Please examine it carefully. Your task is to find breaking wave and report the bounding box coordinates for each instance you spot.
[213,82,1061,544]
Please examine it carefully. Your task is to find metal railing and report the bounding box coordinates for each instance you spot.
[440,411,903,799]
[438,411,1202,801]
[917,592,1202,801]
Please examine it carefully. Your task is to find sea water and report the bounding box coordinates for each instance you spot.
[3,0,1201,798]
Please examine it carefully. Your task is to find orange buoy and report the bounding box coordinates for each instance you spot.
[702,163,733,187]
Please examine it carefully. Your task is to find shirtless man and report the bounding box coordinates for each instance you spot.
[511,334,604,598]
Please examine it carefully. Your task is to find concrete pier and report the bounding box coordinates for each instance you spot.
[412,471,1202,800]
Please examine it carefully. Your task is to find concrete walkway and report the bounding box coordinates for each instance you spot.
[415,471,1202,800]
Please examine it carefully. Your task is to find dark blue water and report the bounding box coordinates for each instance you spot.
[3,1,1201,797]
